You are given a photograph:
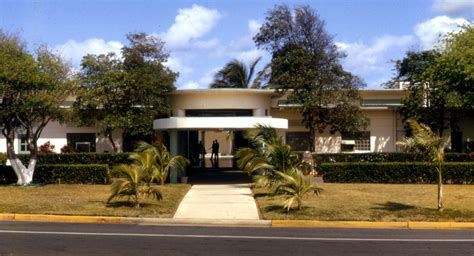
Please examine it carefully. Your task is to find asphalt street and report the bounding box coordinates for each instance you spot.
[0,221,472,255]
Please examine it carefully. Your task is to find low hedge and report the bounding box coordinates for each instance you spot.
[0,164,110,184]
[15,153,131,165]
[314,152,474,163]
[320,162,474,184]
[0,166,18,184]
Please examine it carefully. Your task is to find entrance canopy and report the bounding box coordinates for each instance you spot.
[153,116,288,130]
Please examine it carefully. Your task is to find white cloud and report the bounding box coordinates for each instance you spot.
[193,38,220,49]
[161,4,221,50]
[164,56,193,75]
[337,35,414,77]
[198,68,219,86]
[338,14,471,88]
[414,15,469,50]
[177,67,219,89]
[248,19,262,35]
[54,38,123,68]
[236,48,264,63]
[181,81,201,90]
[432,0,474,16]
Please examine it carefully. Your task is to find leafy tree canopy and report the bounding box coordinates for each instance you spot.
[388,24,473,136]
[76,32,177,152]
[0,30,74,184]
[253,4,368,150]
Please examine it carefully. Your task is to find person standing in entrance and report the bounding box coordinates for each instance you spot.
[198,141,206,168]
[214,140,220,168]
[210,140,219,168]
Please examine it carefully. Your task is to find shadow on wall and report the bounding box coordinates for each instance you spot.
[97,135,123,153]
[316,136,341,153]
[374,136,391,152]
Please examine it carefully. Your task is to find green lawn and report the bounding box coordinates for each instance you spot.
[0,184,191,218]
[254,183,474,222]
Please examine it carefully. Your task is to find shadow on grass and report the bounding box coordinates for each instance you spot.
[263,204,312,214]
[253,192,271,198]
[106,201,155,208]
[371,201,416,211]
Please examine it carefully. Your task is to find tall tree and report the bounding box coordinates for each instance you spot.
[430,24,473,114]
[387,50,451,136]
[387,24,473,137]
[210,57,266,88]
[254,5,368,151]
[0,31,74,185]
[76,32,177,152]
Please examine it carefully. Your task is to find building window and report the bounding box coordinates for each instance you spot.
[18,135,28,153]
[286,132,312,151]
[185,109,253,117]
[341,131,371,151]
[67,133,96,152]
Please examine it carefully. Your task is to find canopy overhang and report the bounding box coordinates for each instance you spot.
[154,117,288,130]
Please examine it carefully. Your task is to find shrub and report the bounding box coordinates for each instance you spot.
[0,166,18,184]
[60,145,78,153]
[38,141,56,154]
[314,152,473,163]
[32,164,110,184]
[17,153,130,165]
[320,162,474,184]
[0,153,7,165]
[0,164,110,184]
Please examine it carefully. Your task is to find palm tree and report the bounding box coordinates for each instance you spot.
[397,119,450,211]
[136,142,189,185]
[236,125,321,211]
[273,168,322,211]
[107,158,162,208]
[128,150,158,186]
[210,57,267,88]
[237,125,306,187]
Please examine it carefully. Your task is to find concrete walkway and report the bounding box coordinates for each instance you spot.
[173,184,260,220]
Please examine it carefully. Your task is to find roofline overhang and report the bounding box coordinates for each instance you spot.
[153,116,288,130]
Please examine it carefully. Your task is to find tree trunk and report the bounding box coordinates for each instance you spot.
[309,129,316,152]
[107,130,118,153]
[437,163,443,211]
[5,128,35,185]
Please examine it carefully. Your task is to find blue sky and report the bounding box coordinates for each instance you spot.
[1,0,472,89]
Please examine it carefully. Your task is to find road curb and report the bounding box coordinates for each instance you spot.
[0,213,271,227]
[1,213,473,229]
[271,220,474,229]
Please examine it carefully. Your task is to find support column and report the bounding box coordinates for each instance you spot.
[169,130,178,183]
[200,130,206,168]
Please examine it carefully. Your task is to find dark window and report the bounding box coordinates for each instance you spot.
[18,135,28,153]
[185,109,253,117]
[451,131,462,153]
[67,133,96,152]
[286,132,312,151]
[341,131,371,151]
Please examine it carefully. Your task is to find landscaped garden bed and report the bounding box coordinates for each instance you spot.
[253,183,474,222]
[0,184,190,218]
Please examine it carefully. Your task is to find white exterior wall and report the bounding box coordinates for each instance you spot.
[273,108,399,153]
[169,89,274,117]
[364,109,397,152]
[0,121,123,153]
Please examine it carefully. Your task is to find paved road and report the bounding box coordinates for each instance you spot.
[0,221,472,255]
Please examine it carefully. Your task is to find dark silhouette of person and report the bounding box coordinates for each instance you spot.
[214,140,220,168]
[198,141,206,168]
[211,140,220,168]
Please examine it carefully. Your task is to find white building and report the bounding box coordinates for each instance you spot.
[2,88,473,158]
